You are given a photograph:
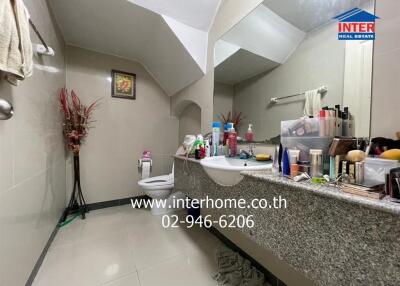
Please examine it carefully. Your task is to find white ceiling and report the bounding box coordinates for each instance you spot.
[214,49,279,85]
[221,4,305,64]
[50,0,220,96]
[127,0,221,31]
[263,0,373,32]
[213,4,304,85]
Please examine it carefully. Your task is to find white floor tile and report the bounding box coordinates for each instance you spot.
[33,205,222,286]
[34,235,136,286]
[125,211,221,270]
[138,252,217,286]
[52,206,128,248]
[100,272,141,286]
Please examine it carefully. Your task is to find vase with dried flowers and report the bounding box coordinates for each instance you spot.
[59,87,99,222]
[218,111,245,130]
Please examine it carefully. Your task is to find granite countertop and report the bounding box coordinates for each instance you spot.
[174,155,201,164]
[242,171,400,216]
[173,155,400,215]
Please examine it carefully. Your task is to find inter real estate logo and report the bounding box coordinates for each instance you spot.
[333,8,379,40]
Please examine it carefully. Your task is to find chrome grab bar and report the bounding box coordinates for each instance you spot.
[0,99,13,120]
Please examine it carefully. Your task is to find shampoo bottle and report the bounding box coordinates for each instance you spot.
[212,122,221,156]
[245,124,254,142]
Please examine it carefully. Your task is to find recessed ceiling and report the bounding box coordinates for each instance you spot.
[221,4,305,64]
[263,0,374,32]
[50,0,222,96]
[127,0,221,31]
[214,49,279,85]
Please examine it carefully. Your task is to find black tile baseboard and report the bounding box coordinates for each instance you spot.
[86,195,151,211]
[25,195,150,286]
[25,221,59,286]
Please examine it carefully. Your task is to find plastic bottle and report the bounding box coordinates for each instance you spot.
[282,148,291,176]
[212,122,221,156]
[205,140,210,157]
[319,110,326,137]
[272,145,280,174]
[223,123,229,145]
[228,123,237,157]
[245,124,254,142]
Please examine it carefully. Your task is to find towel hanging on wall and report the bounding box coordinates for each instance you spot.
[0,0,33,85]
[304,88,322,117]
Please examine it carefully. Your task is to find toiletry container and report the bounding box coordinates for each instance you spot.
[272,145,280,174]
[281,118,333,172]
[319,110,326,137]
[212,122,221,156]
[223,124,229,145]
[310,149,324,177]
[364,158,400,183]
[228,123,237,157]
[282,148,291,176]
[205,140,211,157]
[245,124,254,142]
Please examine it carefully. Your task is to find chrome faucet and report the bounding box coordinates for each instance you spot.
[240,145,255,159]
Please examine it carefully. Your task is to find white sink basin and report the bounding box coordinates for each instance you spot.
[200,156,272,186]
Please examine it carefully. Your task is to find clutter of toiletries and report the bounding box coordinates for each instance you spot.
[179,105,400,202]
[182,121,270,161]
[278,105,400,201]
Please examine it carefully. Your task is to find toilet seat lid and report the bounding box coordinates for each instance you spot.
[138,174,174,188]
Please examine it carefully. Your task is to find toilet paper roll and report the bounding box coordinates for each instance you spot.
[141,161,151,179]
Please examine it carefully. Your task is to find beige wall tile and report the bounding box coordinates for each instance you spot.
[66,46,179,203]
[0,0,67,284]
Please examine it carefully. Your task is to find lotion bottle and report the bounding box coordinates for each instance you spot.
[245,124,254,142]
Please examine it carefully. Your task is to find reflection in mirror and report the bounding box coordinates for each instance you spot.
[213,0,374,141]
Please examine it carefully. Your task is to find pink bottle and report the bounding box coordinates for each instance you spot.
[228,123,237,157]
[245,124,254,142]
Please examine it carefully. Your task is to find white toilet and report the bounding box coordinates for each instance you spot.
[138,172,175,215]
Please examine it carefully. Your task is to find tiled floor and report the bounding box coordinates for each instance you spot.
[32,206,223,286]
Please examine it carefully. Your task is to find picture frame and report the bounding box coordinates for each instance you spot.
[111,70,136,100]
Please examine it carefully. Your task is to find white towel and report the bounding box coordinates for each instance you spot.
[0,0,33,85]
[304,88,321,117]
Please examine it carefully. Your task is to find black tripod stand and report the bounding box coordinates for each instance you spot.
[61,155,88,222]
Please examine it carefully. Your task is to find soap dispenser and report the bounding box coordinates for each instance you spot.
[245,124,254,142]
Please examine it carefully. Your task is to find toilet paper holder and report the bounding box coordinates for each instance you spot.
[138,159,153,172]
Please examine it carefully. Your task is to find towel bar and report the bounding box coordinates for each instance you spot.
[270,86,327,103]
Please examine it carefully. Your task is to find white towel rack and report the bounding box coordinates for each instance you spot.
[270,86,327,103]
[29,19,55,56]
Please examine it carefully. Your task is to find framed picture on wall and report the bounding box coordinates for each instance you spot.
[111,70,136,100]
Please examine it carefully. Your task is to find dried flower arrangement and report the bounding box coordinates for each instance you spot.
[218,111,245,129]
[59,88,100,222]
[59,88,99,155]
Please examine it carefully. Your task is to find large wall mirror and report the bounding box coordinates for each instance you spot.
[213,0,374,142]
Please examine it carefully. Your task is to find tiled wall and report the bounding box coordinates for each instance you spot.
[0,0,67,285]
[66,46,179,203]
[371,0,400,139]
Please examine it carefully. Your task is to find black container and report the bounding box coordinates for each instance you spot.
[389,168,400,200]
